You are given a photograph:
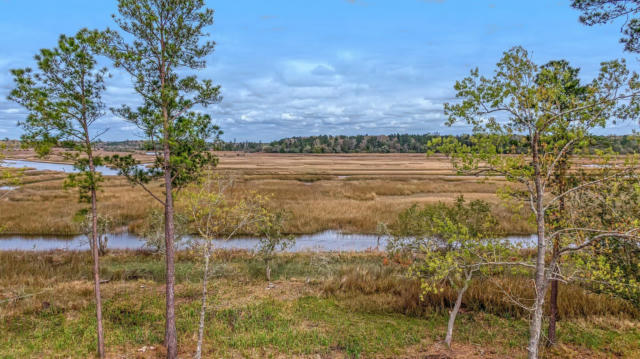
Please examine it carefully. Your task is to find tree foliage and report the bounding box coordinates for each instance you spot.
[388,197,513,347]
[214,133,640,154]
[253,209,295,282]
[181,174,269,241]
[102,0,222,193]
[179,172,290,358]
[432,46,640,359]
[8,29,109,358]
[572,0,640,53]
[101,2,223,355]
[9,30,108,204]
[560,166,640,302]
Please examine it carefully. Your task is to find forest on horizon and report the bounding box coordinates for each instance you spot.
[44,133,640,154]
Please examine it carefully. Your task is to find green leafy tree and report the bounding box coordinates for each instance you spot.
[101,1,222,356]
[534,59,588,346]
[572,1,640,53]
[434,46,640,359]
[388,197,512,348]
[254,209,295,283]
[8,30,108,358]
[560,166,640,301]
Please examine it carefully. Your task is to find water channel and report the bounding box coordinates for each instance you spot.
[1,159,538,252]
[0,231,537,252]
[1,159,148,176]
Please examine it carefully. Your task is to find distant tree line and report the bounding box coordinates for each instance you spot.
[82,133,640,154]
[222,133,640,154]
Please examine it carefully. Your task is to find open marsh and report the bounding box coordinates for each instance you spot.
[0,150,532,236]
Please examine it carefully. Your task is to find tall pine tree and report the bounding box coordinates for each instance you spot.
[101,1,221,357]
[9,29,109,358]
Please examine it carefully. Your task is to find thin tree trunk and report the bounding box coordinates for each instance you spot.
[528,135,549,359]
[164,139,178,359]
[529,288,546,359]
[82,72,105,358]
[548,176,566,347]
[90,185,105,358]
[266,261,271,282]
[548,239,560,346]
[90,186,105,358]
[445,273,471,349]
[195,242,212,359]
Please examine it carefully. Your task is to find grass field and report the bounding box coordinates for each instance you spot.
[0,149,532,235]
[1,250,638,358]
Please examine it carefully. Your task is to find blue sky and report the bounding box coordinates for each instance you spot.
[0,0,638,141]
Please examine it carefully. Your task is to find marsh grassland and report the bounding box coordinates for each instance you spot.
[0,150,532,236]
[1,250,638,358]
[2,150,640,358]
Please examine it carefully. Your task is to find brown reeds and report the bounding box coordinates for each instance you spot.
[0,152,533,235]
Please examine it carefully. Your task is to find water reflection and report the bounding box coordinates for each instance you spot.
[2,160,121,176]
[0,231,537,252]
[1,160,150,176]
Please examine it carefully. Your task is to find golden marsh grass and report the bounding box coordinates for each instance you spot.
[0,149,532,235]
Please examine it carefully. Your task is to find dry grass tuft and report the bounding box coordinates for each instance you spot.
[322,264,639,320]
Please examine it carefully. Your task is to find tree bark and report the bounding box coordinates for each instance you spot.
[159,24,178,357]
[82,73,105,358]
[89,172,105,359]
[445,273,471,349]
[548,269,558,346]
[195,242,212,359]
[163,139,178,359]
[528,135,549,359]
[548,175,566,347]
[548,232,561,347]
[266,261,271,282]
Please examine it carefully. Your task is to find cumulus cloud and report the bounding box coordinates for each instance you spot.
[1,1,635,142]
[197,49,462,141]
